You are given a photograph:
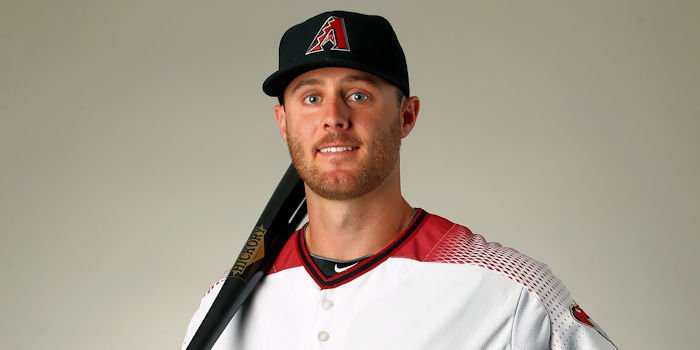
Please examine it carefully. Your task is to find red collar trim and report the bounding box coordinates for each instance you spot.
[297,209,428,289]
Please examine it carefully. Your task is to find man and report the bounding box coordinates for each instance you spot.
[183,10,616,349]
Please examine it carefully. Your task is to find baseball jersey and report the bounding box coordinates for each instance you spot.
[183,209,616,349]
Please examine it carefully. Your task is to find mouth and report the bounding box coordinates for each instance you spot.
[317,146,359,154]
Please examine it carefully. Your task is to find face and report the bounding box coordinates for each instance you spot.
[274,67,419,200]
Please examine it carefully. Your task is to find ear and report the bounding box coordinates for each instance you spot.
[399,96,420,138]
[274,104,288,142]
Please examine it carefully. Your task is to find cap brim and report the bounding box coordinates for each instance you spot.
[262,59,408,98]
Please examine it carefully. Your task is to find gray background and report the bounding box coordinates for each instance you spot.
[2,1,698,349]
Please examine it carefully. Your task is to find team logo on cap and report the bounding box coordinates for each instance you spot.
[306,16,350,55]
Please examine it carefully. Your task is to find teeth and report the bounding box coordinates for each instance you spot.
[319,146,355,153]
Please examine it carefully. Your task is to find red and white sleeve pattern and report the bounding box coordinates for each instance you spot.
[425,224,617,349]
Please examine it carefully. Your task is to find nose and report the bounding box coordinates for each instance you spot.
[322,95,351,130]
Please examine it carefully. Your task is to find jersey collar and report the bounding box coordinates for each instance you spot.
[297,208,428,289]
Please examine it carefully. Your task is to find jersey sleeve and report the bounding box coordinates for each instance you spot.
[418,219,617,349]
[511,287,550,348]
[512,270,618,350]
[181,275,228,350]
[422,223,617,349]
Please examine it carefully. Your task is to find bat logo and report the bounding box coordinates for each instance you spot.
[231,225,266,275]
[306,16,350,55]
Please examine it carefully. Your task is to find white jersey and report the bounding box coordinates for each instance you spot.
[183,209,616,349]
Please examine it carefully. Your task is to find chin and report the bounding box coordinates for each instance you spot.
[311,184,370,201]
[311,169,387,200]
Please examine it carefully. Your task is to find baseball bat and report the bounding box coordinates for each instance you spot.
[186,163,306,350]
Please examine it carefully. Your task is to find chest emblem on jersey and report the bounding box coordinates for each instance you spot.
[306,16,350,55]
[570,303,615,346]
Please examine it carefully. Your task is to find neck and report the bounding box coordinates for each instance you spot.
[303,165,414,261]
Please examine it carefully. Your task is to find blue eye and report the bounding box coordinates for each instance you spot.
[304,95,320,104]
[349,92,368,102]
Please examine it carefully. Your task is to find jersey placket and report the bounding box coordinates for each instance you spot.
[308,289,342,349]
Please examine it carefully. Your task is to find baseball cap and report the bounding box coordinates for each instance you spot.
[262,10,409,99]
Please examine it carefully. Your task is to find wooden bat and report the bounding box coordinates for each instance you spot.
[186,164,306,349]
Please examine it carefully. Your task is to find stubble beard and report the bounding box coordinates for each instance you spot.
[287,120,402,201]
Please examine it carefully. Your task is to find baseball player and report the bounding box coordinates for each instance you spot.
[183,10,617,349]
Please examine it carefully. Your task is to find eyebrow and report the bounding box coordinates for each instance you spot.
[288,73,381,95]
[342,73,380,86]
[289,78,321,94]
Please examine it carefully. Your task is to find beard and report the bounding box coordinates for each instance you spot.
[287,120,402,201]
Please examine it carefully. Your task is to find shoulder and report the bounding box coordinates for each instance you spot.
[268,229,304,274]
[181,270,229,349]
[396,211,558,297]
[397,212,546,276]
[401,212,560,308]
[399,211,617,349]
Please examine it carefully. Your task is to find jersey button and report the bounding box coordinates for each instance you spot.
[321,299,334,310]
[318,331,330,342]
